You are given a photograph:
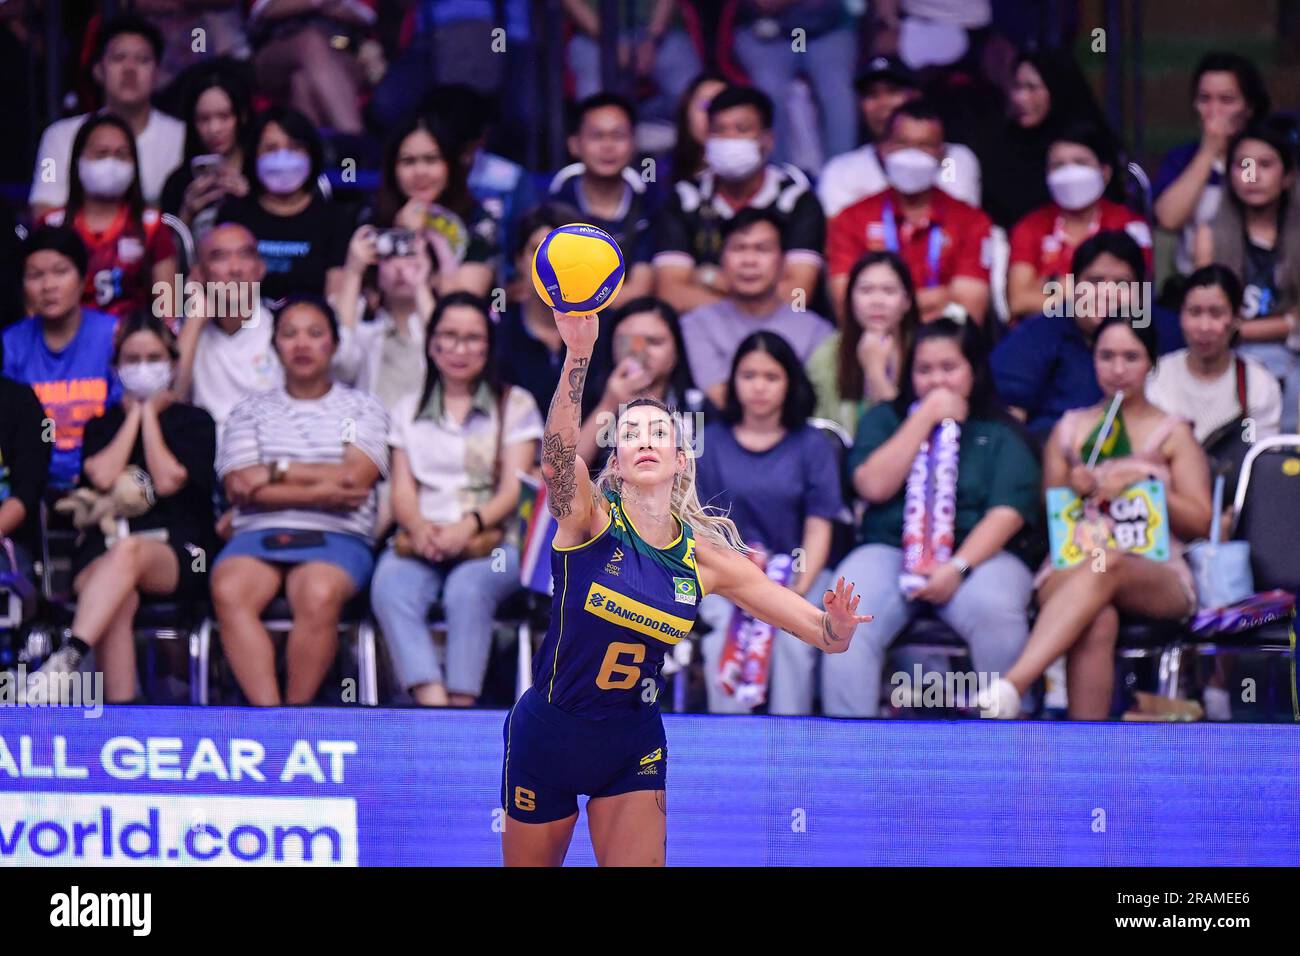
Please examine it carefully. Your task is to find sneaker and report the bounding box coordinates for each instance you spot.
[1203,686,1232,721]
[978,678,1021,719]
[26,645,84,704]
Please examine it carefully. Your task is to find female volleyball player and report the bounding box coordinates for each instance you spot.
[501,309,873,866]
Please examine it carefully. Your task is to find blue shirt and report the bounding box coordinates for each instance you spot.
[1152,141,1224,199]
[694,422,844,556]
[991,309,1184,442]
[537,490,702,718]
[416,1,531,41]
[469,150,534,281]
[1,310,121,489]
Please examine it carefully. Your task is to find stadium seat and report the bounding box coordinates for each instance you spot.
[1165,435,1300,699]
[192,592,379,707]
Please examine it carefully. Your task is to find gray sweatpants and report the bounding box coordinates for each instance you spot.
[820,545,1034,717]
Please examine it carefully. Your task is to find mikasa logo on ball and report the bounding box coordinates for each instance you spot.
[532,222,625,315]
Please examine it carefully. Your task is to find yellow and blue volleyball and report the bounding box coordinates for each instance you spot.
[531,223,625,315]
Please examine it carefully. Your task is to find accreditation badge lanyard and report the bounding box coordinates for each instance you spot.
[881,198,944,288]
[1049,206,1101,276]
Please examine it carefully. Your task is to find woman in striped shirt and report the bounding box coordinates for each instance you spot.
[211,296,390,706]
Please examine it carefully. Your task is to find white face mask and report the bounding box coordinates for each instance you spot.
[705,137,764,180]
[1047,163,1106,210]
[78,157,135,199]
[257,149,311,195]
[118,360,173,400]
[882,148,939,195]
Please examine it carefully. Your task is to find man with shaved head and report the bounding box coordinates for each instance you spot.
[175,222,281,444]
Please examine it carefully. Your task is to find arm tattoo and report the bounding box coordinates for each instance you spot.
[820,611,836,648]
[567,357,589,404]
[542,432,578,518]
[542,355,589,520]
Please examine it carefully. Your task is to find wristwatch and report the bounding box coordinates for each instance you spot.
[269,458,290,484]
[950,556,972,579]
[469,510,486,534]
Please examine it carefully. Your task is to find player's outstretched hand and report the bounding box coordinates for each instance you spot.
[554,309,599,356]
[821,576,873,653]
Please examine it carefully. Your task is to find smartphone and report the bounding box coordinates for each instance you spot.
[190,154,223,178]
[374,228,416,259]
[262,530,327,551]
[613,333,650,370]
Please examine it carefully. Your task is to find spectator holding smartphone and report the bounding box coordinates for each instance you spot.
[161,66,253,240]
[370,115,499,298]
[333,224,438,414]
[577,297,701,470]
[211,296,390,706]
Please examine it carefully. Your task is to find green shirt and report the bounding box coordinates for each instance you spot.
[848,403,1042,562]
[807,331,876,436]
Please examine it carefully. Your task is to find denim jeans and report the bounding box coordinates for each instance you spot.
[820,545,1033,717]
[732,24,858,166]
[566,29,701,123]
[370,544,521,696]
[698,568,833,715]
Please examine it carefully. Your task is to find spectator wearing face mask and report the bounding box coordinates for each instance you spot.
[29,15,186,218]
[991,230,1183,445]
[1006,123,1151,323]
[1154,52,1271,277]
[653,85,826,316]
[730,0,859,168]
[818,56,981,219]
[1194,121,1300,431]
[827,99,992,325]
[216,107,354,309]
[38,114,177,327]
[548,94,655,308]
[31,313,216,702]
[970,49,1112,231]
[5,227,122,492]
[681,208,834,409]
[173,222,282,445]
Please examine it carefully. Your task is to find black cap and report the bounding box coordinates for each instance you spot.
[855,56,919,95]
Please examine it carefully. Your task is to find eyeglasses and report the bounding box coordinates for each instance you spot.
[433,331,489,352]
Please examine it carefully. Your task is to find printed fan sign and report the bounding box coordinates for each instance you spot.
[717,550,793,706]
[1046,480,1171,569]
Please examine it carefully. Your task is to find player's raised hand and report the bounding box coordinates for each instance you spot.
[821,576,873,652]
[553,309,600,356]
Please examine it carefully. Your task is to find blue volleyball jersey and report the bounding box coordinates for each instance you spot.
[535,489,703,718]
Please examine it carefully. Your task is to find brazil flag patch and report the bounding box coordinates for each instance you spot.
[672,576,697,605]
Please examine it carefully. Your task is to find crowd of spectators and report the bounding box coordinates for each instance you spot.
[1,1,1297,718]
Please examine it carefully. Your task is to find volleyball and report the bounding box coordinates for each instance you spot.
[531,222,625,315]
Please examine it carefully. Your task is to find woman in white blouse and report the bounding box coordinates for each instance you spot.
[371,292,543,706]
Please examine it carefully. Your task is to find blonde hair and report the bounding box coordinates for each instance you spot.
[593,397,749,553]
